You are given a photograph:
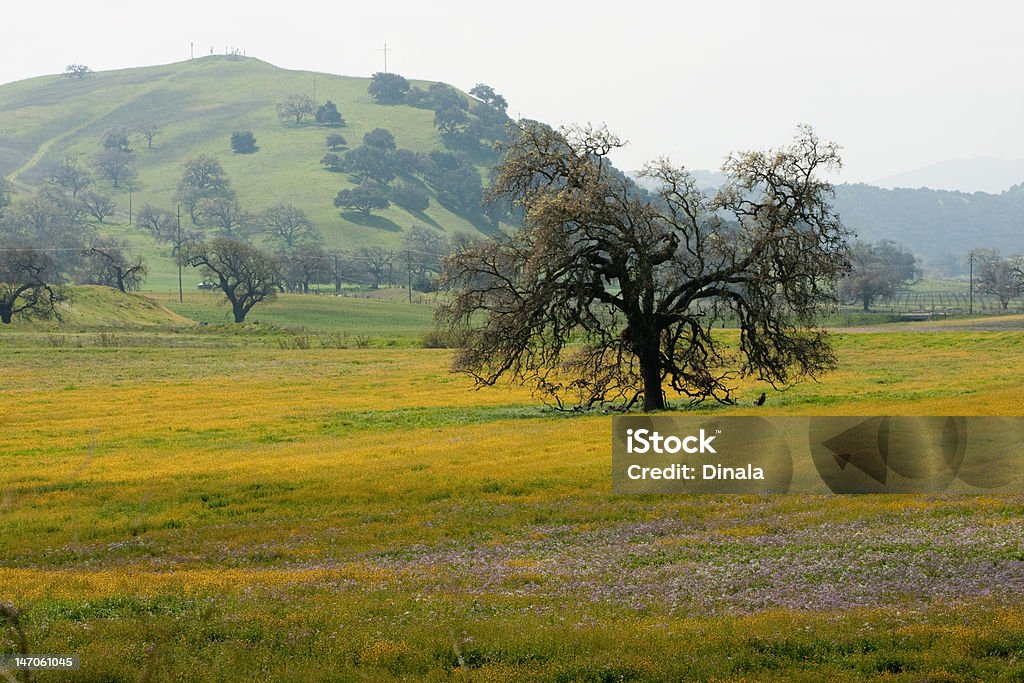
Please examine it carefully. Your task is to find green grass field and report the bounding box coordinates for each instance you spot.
[1,291,1023,680]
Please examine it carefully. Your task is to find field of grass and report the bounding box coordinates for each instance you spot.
[1,295,1024,680]
[155,288,436,341]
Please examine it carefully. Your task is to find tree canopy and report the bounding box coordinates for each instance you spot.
[973,249,1023,310]
[177,155,234,222]
[839,240,918,311]
[439,123,851,411]
[276,94,316,125]
[334,183,390,216]
[368,72,409,104]
[315,101,345,127]
[84,241,147,292]
[0,245,66,324]
[230,130,258,154]
[259,203,321,248]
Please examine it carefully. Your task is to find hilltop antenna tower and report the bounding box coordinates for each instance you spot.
[382,42,389,73]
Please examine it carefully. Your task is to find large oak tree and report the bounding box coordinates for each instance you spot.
[439,123,851,411]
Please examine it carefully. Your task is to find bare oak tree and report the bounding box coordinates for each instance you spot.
[973,249,1024,310]
[259,203,321,248]
[136,123,162,149]
[439,123,850,411]
[276,95,316,125]
[839,240,918,311]
[79,190,116,223]
[84,241,147,292]
[0,245,66,324]
[183,238,279,323]
[197,197,251,239]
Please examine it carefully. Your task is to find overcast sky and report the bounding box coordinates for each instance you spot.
[2,0,1021,182]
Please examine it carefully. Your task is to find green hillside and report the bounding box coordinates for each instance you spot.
[20,285,191,327]
[0,56,507,287]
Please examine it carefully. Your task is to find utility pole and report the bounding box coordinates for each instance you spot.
[128,183,132,225]
[406,250,412,303]
[176,203,183,303]
[969,251,974,315]
[313,75,316,102]
[382,43,389,73]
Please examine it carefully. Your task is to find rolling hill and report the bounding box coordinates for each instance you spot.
[0,56,507,287]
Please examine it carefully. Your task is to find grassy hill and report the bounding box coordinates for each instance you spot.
[50,285,191,326]
[0,56,504,287]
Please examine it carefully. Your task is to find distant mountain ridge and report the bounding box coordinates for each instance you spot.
[832,182,1024,272]
[631,169,1024,274]
[870,157,1024,195]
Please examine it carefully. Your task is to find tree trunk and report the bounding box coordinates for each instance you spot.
[0,307,12,324]
[231,301,246,323]
[638,338,665,412]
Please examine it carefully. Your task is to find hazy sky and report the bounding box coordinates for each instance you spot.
[2,0,1021,182]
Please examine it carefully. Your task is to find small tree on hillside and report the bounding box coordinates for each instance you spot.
[342,145,395,184]
[276,94,316,125]
[136,204,200,259]
[363,128,396,151]
[176,155,234,222]
[390,181,430,212]
[92,149,136,188]
[259,203,321,249]
[334,183,390,216]
[183,238,279,323]
[197,197,251,239]
[102,128,133,153]
[79,190,116,223]
[315,101,346,127]
[136,123,162,149]
[230,130,258,154]
[368,72,409,104]
[63,64,92,79]
[469,84,508,112]
[83,241,147,292]
[48,155,92,197]
[326,133,347,150]
[320,153,345,172]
